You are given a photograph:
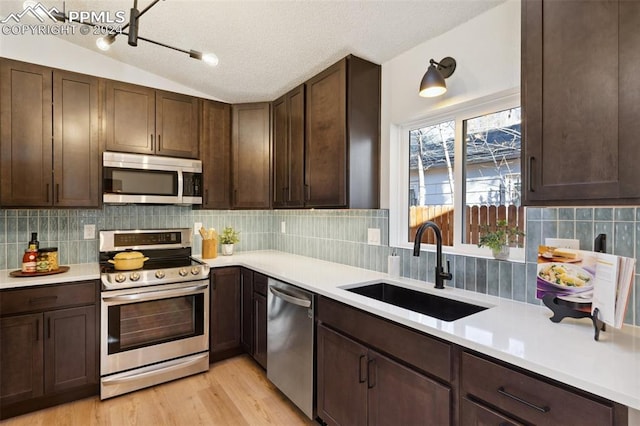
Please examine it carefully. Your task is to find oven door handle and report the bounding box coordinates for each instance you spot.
[102,284,208,303]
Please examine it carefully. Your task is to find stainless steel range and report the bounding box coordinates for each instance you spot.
[99,228,210,399]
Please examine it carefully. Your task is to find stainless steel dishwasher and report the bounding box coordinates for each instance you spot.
[267,278,315,419]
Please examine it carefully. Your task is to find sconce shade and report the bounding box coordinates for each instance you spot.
[419,57,457,98]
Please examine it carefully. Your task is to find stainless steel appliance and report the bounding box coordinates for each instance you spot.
[103,152,202,205]
[99,229,210,399]
[267,279,315,419]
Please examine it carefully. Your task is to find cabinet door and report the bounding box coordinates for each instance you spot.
[155,90,199,158]
[210,268,241,357]
[0,314,44,406]
[367,349,450,426]
[522,0,640,204]
[288,85,305,207]
[305,59,347,208]
[231,103,271,208]
[272,94,288,208]
[44,306,97,394]
[105,80,155,155]
[272,85,305,208]
[253,292,267,369]
[0,59,53,207]
[317,324,367,426]
[53,70,101,207]
[200,100,232,208]
[460,397,524,426]
[240,268,253,353]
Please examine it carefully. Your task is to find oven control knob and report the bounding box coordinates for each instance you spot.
[191,267,200,276]
[115,273,126,283]
[129,272,141,281]
[155,270,166,279]
[179,268,188,277]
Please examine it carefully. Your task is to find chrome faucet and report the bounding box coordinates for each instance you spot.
[413,221,452,289]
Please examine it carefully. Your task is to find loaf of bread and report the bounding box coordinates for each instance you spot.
[552,248,578,259]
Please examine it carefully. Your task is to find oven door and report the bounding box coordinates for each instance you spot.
[100,280,209,376]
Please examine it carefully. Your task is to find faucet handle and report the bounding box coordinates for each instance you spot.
[445,260,453,280]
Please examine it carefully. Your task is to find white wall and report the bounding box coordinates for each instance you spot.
[380,0,521,209]
[0,33,220,100]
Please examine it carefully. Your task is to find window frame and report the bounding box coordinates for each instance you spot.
[389,89,525,262]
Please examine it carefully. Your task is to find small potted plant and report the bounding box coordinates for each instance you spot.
[477,219,524,260]
[220,226,240,256]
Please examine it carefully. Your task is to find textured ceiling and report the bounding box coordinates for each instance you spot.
[4,0,504,103]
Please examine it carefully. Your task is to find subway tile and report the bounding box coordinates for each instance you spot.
[512,263,526,302]
[557,221,575,239]
[575,221,594,251]
[499,261,513,299]
[542,208,557,221]
[464,257,476,292]
[476,258,487,294]
[594,222,614,252]
[615,208,635,222]
[525,221,542,263]
[541,221,558,243]
[487,260,500,296]
[614,222,634,258]
[526,207,541,220]
[558,208,575,221]
[594,208,613,221]
[526,262,539,305]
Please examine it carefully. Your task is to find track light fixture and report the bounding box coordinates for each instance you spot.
[51,0,218,66]
[419,57,457,98]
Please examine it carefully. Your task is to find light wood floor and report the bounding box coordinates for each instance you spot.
[2,355,317,426]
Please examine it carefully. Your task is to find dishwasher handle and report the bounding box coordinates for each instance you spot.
[269,286,311,308]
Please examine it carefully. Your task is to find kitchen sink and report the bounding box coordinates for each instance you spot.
[345,282,488,321]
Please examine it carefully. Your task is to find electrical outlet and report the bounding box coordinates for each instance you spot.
[281,221,286,233]
[194,222,202,235]
[367,228,381,246]
[83,224,96,240]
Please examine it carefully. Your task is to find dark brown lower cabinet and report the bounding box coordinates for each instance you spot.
[239,268,267,369]
[317,324,450,426]
[210,267,242,361]
[0,281,98,420]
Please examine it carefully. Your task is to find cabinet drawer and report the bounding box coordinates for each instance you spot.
[461,397,523,426]
[252,272,268,296]
[0,281,97,316]
[461,352,614,426]
[318,296,451,382]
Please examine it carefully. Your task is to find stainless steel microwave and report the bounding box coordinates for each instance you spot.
[103,152,202,205]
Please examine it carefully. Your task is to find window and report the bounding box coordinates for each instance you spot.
[390,90,524,260]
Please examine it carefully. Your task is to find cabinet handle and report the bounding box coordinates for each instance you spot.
[233,189,238,205]
[158,134,162,152]
[358,355,367,383]
[367,359,376,389]
[497,386,550,413]
[304,184,310,202]
[528,156,535,193]
[46,183,50,203]
[205,189,209,204]
[35,318,39,341]
[47,317,51,339]
[151,134,155,152]
[56,183,60,204]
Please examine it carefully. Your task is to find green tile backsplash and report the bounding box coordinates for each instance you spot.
[0,206,638,327]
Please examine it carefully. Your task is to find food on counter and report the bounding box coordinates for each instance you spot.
[552,248,578,259]
[36,247,58,272]
[21,249,37,273]
[538,263,591,288]
[29,232,39,251]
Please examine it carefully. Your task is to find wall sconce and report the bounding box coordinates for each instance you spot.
[419,57,457,98]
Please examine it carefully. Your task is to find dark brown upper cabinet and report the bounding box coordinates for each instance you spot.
[305,55,380,209]
[231,103,271,209]
[522,0,640,205]
[105,81,199,159]
[0,60,100,208]
[200,99,232,209]
[272,84,305,208]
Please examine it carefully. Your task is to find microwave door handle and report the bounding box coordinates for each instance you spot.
[177,170,184,201]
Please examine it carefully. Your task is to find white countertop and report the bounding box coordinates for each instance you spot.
[1,251,638,412]
[200,250,640,412]
[0,263,100,289]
